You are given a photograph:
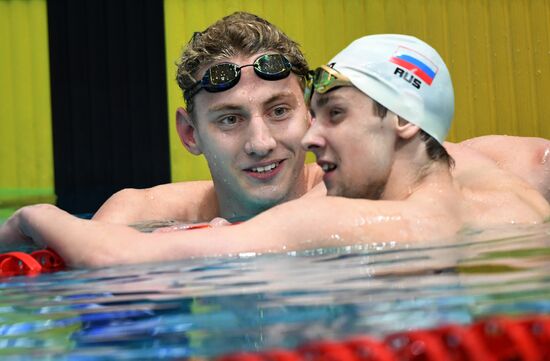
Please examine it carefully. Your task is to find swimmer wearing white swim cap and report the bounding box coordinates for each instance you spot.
[325,34,454,144]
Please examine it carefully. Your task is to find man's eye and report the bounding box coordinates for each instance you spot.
[330,108,344,118]
[274,107,287,116]
[271,106,290,119]
[327,107,346,123]
[218,115,238,126]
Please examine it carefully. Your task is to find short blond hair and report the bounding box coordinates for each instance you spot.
[176,12,309,111]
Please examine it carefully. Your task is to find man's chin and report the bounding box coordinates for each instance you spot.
[248,194,286,208]
[324,182,341,197]
[326,189,341,197]
[245,189,288,208]
[326,186,356,199]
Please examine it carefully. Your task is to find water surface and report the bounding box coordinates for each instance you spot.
[1,222,549,360]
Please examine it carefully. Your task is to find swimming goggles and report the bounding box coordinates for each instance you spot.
[303,65,353,104]
[184,53,294,102]
[312,65,353,94]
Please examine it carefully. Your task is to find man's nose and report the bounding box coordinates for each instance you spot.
[244,117,277,156]
[301,121,326,152]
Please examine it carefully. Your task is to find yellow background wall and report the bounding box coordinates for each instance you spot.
[1,0,548,206]
[164,0,550,182]
[0,0,54,217]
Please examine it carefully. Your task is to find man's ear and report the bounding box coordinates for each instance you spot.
[395,117,420,140]
[306,109,313,126]
[176,107,202,155]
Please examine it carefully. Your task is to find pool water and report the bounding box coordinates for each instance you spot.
[1,222,549,360]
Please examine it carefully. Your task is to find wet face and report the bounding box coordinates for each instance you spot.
[185,54,310,217]
[301,87,396,199]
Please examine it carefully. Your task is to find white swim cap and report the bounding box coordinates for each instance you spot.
[329,34,454,144]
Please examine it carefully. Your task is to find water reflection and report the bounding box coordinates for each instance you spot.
[0,223,549,360]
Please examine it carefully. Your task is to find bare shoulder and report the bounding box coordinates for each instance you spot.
[457,135,549,174]
[93,181,218,224]
[301,163,326,198]
[446,135,550,202]
[459,134,548,151]
[449,154,550,224]
[304,163,324,191]
[459,182,550,226]
[447,135,549,165]
[301,181,327,198]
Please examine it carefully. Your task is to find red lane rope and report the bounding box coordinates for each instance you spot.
[0,248,66,277]
[217,315,550,361]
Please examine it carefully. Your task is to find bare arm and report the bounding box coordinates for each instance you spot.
[92,181,220,224]
[6,197,448,268]
[5,171,549,268]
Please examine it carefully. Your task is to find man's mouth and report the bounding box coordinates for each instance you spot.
[244,160,285,179]
[249,161,280,173]
[319,161,337,173]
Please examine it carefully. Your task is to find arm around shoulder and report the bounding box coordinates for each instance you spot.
[30,196,422,267]
[139,195,444,261]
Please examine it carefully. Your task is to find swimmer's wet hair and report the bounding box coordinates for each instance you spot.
[176,12,309,112]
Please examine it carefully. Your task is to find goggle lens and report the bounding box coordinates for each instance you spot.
[313,65,352,94]
[303,65,352,105]
[254,54,291,78]
[207,65,239,88]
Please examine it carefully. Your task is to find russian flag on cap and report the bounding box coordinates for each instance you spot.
[390,46,438,85]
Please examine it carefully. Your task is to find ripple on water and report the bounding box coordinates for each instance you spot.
[0,223,549,358]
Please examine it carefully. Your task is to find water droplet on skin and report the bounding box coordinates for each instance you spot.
[362,215,403,225]
[238,252,257,258]
[542,148,549,164]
